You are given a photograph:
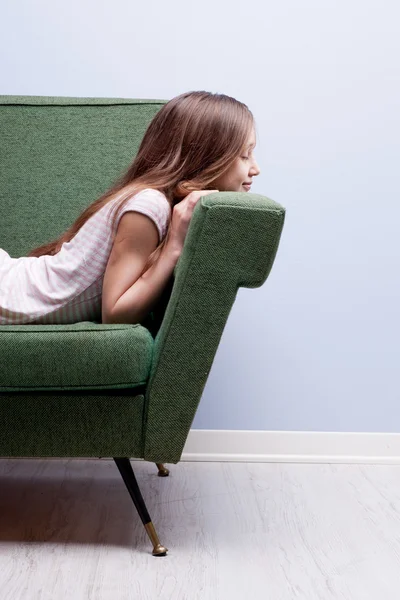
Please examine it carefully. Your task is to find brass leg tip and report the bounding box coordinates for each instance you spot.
[156,463,170,477]
[145,522,168,557]
[152,543,168,557]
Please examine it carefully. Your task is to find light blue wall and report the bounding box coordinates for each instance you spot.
[1,0,399,432]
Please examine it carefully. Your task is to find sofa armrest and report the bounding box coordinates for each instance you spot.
[142,191,286,463]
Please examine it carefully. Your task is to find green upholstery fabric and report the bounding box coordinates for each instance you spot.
[0,96,164,257]
[0,322,153,391]
[143,192,285,462]
[0,392,145,457]
[0,95,286,463]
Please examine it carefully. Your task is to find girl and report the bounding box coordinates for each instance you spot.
[0,91,260,326]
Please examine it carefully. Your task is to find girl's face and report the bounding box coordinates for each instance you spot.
[209,127,261,193]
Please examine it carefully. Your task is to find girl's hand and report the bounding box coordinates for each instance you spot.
[166,190,218,254]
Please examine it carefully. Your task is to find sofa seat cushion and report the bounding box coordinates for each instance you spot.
[0,322,153,392]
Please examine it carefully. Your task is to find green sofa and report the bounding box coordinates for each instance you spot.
[0,95,286,556]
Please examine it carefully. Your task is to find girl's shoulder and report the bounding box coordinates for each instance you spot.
[123,187,171,215]
[112,187,170,209]
[132,187,170,204]
[114,188,171,242]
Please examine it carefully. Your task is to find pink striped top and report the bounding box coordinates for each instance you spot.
[0,188,171,325]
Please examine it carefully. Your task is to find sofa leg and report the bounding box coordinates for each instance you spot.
[113,457,168,557]
[156,463,170,477]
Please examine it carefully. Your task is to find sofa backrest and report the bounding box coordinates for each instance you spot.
[0,96,165,257]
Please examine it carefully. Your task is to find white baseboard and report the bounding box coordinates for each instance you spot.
[180,429,400,464]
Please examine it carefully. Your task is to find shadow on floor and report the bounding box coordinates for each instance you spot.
[0,460,168,548]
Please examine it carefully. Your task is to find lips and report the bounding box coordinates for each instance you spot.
[243,183,252,191]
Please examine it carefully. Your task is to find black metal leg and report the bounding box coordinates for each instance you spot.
[114,457,168,556]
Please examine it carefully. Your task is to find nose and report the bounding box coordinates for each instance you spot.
[250,159,261,177]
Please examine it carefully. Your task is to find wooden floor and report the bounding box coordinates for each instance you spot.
[1,459,400,599]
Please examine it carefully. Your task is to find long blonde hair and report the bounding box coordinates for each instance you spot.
[28,91,254,278]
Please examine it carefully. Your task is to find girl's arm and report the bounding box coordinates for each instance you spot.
[102,189,215,324]
[102,212,181,325]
